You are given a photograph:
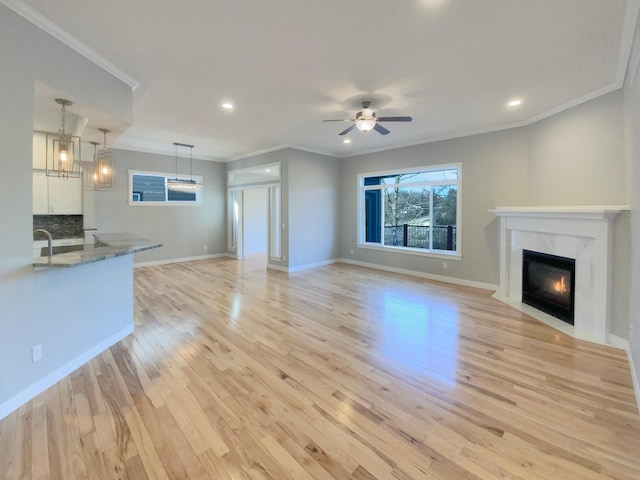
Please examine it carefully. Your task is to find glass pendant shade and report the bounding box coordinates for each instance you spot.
[95,148,114,188]
[355,119,376,131]
[84,142,103,191]
[355,108,376,132]
[84,130,115,191]
[46,99,81,178]
[169,142,202,191]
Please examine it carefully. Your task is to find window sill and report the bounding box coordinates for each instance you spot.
[357,243,461,261]
[128,201,202,207]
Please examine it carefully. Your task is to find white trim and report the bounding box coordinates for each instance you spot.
[110,144,222,162]
[627,28,640,87]
[128,169,203,206]
[627,345,640,415]
[357,243,462,261]
[608,334,630,350]
[228,182,281,192]
[267,263,289,272]
[226,143,334,162]
[134,253,226,268]
[337,258,498,291]
[619,0,640,87]
[227,161,281,175]
[0,0,140,90]
[357,163,461,256]
[0,324,133,421]
[287,259,339,273]
[607,335,640,414]
[490,205,630,219]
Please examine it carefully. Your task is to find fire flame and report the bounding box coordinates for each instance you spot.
[553,276,567,293]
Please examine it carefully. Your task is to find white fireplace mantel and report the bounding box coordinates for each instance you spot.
[490,205,629,344]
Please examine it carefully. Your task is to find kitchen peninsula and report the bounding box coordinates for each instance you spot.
[0,232,163,419]
[33,232,162,268]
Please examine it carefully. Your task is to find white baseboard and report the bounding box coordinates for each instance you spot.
[0,324,134,421]
[337,258,499,291]
[620,341,640,415]
[134,253,226,267]
[267,259,339,273]
[608,334,629,350]
[267,263,288,272]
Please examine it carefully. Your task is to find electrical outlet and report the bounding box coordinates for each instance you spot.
[203,245,207,251]
[53,224,59,230]
[32,344,42,362]
[350,249,354,255]
[443,262,448,269]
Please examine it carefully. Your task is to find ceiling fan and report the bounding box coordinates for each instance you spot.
[323,101,412,136]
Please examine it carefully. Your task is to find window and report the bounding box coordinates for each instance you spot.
[358,164,460,256]
[128,170,202,205]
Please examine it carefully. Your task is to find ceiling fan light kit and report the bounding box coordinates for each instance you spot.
[323,101,412,136]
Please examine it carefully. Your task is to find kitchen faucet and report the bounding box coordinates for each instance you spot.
[33,229,53,257]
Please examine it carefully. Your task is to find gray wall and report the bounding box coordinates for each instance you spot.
[226,148,341,269]
[92,149,227,263]
[339,128,529,286]
[0,5,134,417]
[624,42,640,402]
[527,91,626,205]
[288,149,341,268]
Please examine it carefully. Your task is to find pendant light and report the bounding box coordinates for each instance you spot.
[167,142,201,191]
[46,98,81,178]
[83,141,103,191]
[95,128,114,189]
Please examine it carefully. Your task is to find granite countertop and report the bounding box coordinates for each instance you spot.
[33,233,162,268]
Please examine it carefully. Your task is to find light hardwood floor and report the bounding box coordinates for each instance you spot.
[1,257,639,479]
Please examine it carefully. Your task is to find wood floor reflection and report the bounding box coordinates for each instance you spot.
[1,257,639,479]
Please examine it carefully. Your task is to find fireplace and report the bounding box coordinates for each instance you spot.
[491,206,627,343]
[522,250,575,325]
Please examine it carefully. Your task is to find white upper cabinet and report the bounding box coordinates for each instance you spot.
[48,176,82,214]
[33,172,82,214]
[32,171,48,214]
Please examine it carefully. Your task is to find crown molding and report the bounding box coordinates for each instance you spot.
[0,0,140,90]
[226,144,335,162]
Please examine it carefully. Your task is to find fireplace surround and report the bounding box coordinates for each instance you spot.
[491,206,627,344]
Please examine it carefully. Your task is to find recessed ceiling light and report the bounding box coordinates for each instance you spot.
[508,99,522,107]
[222,102,234,110]
[265,169,271,172]
[343,139,351,144]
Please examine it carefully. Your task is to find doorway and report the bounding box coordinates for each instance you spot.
[228,182,281,267]
[242,188,268,265]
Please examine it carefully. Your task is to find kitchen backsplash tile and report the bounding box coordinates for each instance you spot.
[33,214,84,239]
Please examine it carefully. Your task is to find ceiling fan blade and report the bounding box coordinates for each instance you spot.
[322,119,355,122]
[377,116,413,122]
[373,123,390,135]
[339,124,357,136]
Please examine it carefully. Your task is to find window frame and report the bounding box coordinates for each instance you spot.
[357,163,462,260]
[128,169,203,206]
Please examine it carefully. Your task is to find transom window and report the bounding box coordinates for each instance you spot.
[358,164,460,256]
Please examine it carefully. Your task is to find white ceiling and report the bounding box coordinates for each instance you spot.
[7,0,640,161]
